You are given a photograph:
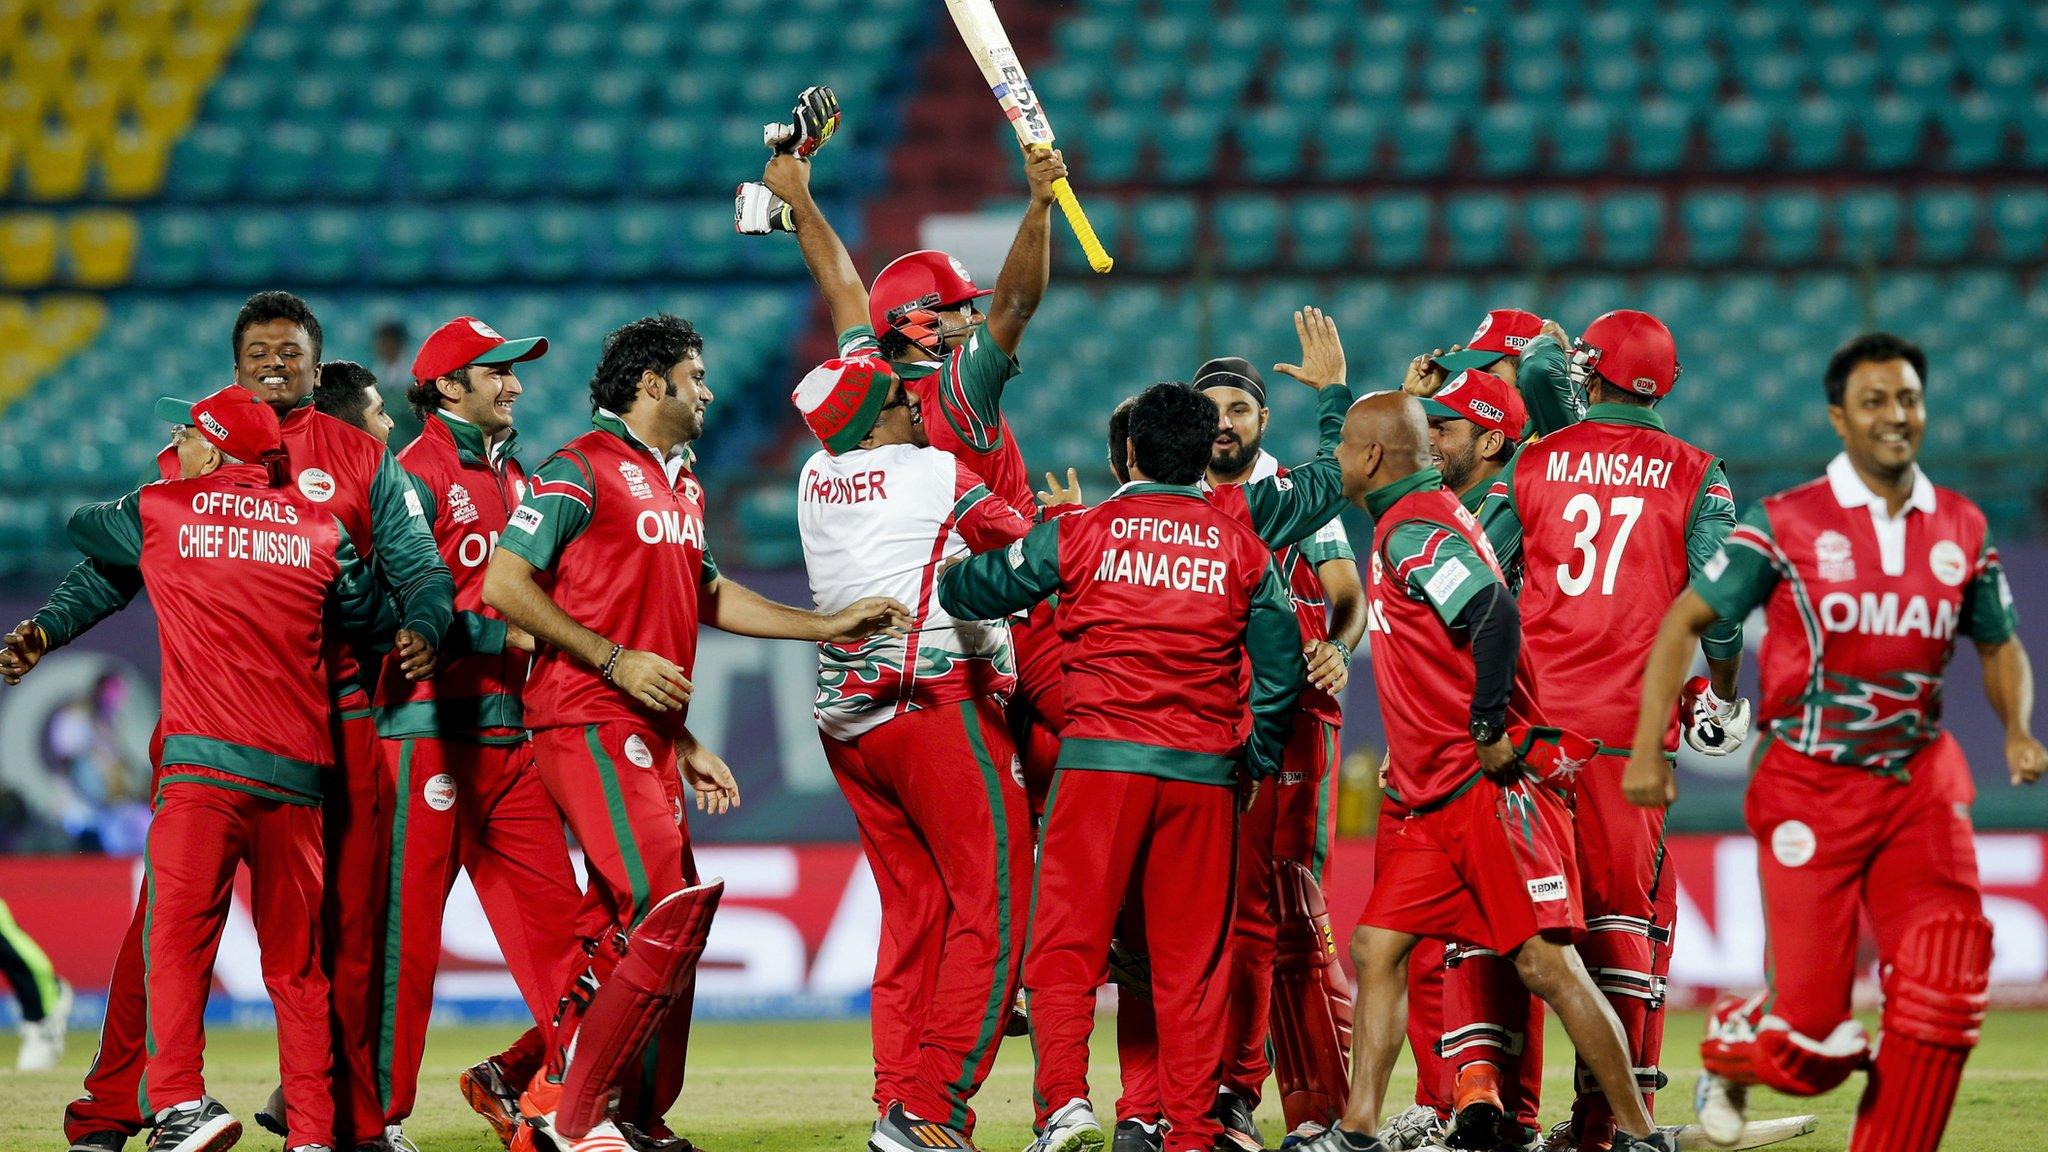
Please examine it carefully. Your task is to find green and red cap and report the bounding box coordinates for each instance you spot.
[1434,308,1545,374]
[1422,368,1528,441]
[793,354,896,455]
[411,316,548,383]
[156,384,283,463]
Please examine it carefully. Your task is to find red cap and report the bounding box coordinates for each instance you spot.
[1421,369,1528,441]
[411,316,548,383]
[1433,309,1545,373]
[868,250,992,349]
[792,355,896,455]
[156,385,283,463]
[1575,309,1680,398]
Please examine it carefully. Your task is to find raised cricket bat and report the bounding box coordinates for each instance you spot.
[943,0,1114,273]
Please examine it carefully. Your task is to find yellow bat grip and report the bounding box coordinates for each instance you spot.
[1051,177,1113,274]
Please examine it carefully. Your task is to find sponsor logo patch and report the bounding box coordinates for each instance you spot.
[1703,549,1729,582]
[1771,820,1816,868]
[1005,540,1026,569]
[1527,876,1568,903]
[297,467,335,503]
[509,505,543,533]
[1929,539,1968,587]
[1424,556,1471,605]
[469,319,502,339]
[623,734,654,768]
[423,773,457,812]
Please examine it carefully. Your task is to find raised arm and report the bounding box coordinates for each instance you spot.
[762,153,871,338]
[66,489,146,568]
[982,145,1068,356]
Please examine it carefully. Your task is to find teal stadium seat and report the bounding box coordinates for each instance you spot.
[1705,100,1773,170]
[255,126,323,202]
[1862,97,1927,170]
[1181,61,1253,119]
[1129,197,1198,274]
[1349,57,1405,109]
[1420,58,1485,113]
[593,204,669,281]
[1656,55,1720,115]
[1504,55,1566,109]
[1273,58,1339,111]
[1135,15,1194,61]
[375,207,443,284]
[680,207,739,278]
[1391,105,1457,178]
[1239,106,1308,183]
[1550,103,1613,174]
[330,124,395,200]
[1316,105,1379,180]
[1817,52,1880,110]
[1523,192,1588,268]
[444,208,517,282]
[1949,4,2009,60]
[296,210,361,284]
[360,74,419,125]
[561,122,626,196]
[1472,104,1538,177]
[1215,195,1284,272]
[168,125,241,201]
[1891,51,1958,106]
[1082,108,1148,185]
[1597,191,1664,267]
[1733,53,1805,104]
[1759,191,1825,265]
[508,74,574,129]
[520,206,591,282]
[1973,51,2033,107]
[1990,187,2048,262]
[1784,98,1848,170]
[2022,99,2048,168]
[1937,96,2009,171]
[1623,101,1691,173]
[1290,196,1357,272]
[1798,6,1863,55]
[407,122,473,200]
[1365,194,1430,270]
[137,210,211,287]
[217,211,290,283]
[1908,188,1974,260]
[1835,190,1901,261]
[636,119,705,195]
[1680,189,1750,265]
[1878,4,1939,45]
[487,122,554,198]
[1444,194,1510,268]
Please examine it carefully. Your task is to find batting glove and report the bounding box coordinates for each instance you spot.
[763,85,841,157]
[734,182,795,235]
[1681,675,1752,757]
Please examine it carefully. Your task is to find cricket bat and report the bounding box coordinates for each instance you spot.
[943,0,1114,273]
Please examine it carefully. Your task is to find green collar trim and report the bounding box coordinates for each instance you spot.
[1364,467,1445,518]
[433,410,517,466]
[1116,481,1206,498]
[1585,402,1667,432]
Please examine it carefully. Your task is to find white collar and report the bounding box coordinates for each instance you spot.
[597,407,692,483]
[1199,449,1280,492]
[1826,453,1934,519]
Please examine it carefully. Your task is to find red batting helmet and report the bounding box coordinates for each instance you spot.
[868,250,992,357]
[1573,308,1681,398]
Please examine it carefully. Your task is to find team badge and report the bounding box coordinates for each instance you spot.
[947,255,973,282]
[619,461,654,501]
[1814,531,1855,583]
[297,467,335,503]
[1929,539,1968,587]
[447,483,479,526]
[1469,313,1493,345]
[468,318,502,339]
[681,477,700,503]
[623,734,654,768]
[1771,820,1817,868]
[423,773,457,812]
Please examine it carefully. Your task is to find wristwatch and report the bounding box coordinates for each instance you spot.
[1469,718,1504,747]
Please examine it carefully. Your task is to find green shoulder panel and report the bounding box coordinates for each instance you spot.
[1687,462,1743,658]
[937,516,1062,620]
[66,488,146,568]
[500,451,597,572]
[1692,502,1781,627]
[1385,519,1497,627]
[1962,530,2019,645]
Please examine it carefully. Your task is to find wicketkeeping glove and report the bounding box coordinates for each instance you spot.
[762,85,841,157]
[733,182,795,235]
[1681,675,1752,756]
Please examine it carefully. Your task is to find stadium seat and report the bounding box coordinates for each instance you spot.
[636,118,705,194]
[216,211,292,283]
[406,122,474,200]
[1911,188,1981,263]
[1656,55,1720,114]
[1215,195,1284,272]
[1990,187,2048,262]
[1936,95,2010,171]
[374,207,443,284]
[1523,191,1589,268]
[1444,193,1512,268]
[1420,58,1485,112]
[1622,100,1691,173]
[167,125,242,202]
[1315,105,1380,180]
[1596,191,1664,267]
[1238,106,1308,183]
[1758,191,1825,265]
[1128,197,1198,274]
[135,210,211,288]
[1290,196,1357,272]
[0,215,60,289]
[295,209,361,284]
[594,203,673,281]
[1274,58,1339,110]
[1547,103,1613,175]
[1365,193,1431,269]
[1784,98,1849,170]
[99,131,173,200]
[1816,51,1881,110]
[1472,103,1538,176]
[519,206,592,282]
[1892,51,1958,106]
[1705,100,1773,170]
[1390,104,1458,178]
[1861,97,1927,170]
[1680,189,1751,266]
[256,125,324,202]
[1733,53,1806,104]
[1835,189,1901,262]
[65,211,138,289]
[486,122,554,198]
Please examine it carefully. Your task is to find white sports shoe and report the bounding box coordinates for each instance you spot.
[17,978,73,1070]
[1693,1072,1748,1148]
[1028,1098,1105,1152]
[1377,1104,1444,1151]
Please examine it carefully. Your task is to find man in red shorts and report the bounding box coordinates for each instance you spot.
[1298,391,1671,1152]
[1627,332,2042,1152]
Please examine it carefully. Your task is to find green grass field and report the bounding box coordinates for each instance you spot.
[1,1009,2040,1151]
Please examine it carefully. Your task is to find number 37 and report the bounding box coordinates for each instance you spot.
[1557,494,1643,596]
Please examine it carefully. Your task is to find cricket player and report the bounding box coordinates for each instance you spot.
[313,361,398,446]
[1410,369,1546,1149]
[26,291,453,1152]
[0,897,71,1071]
[1626,333,2043,1152]
[1196,349,1363,1149]
[1301,391,1671,1152]
[939,381,1306,1152]
[65,385,384,1152]
[1095,311,1352,1152]
[757,132,1071,810]
[371,317,584,1146]
[1495,309,1748,1151]
[790,352,1063,1151]
[484,314,908,1151]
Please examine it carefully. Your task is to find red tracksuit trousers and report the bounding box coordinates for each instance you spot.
[531,720,700,1126]
[822,697,1032,1135]
[1030,769,1237,1152]
[67,713,386,1147]
[375,736,584,1124]
[142,774,333,1148]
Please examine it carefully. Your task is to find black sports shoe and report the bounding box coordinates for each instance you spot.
[615,1120,694,1152]
[1609,1131,1679,1152]
[1112,1119,1163,1152]
[254,1085,288,1139]
[869,1102,974,1152]
[1212,1092,1264,1152]
[69,1132,128,1152]
[146,1098,241,1152]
